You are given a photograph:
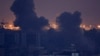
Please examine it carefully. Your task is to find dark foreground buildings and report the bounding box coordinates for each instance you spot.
[0,24,100,56]
[0,26,81,56]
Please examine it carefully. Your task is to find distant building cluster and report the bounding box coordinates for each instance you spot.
[0,23,80,56]
[1,21,100,56]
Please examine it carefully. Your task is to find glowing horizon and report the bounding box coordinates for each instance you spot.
[3,23,20,31]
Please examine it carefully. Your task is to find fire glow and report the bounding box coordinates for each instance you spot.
[80,24,100,30]
[97,25,100,29]
[80,24,92,30]
[3,24,20,30]
[50,23,59,30]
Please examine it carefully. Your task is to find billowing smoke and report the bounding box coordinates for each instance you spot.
[56,11,82,49]
[10,0,38,30]
[56,11,96,52]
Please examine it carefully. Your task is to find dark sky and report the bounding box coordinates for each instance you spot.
[0,0,100,25]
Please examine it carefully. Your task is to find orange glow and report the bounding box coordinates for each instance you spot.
[50,23,58,30]
[97,25,100,29]
[3,24,20,30]
[80,24,92,30]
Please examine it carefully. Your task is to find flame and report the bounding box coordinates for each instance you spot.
[3,24,20,30]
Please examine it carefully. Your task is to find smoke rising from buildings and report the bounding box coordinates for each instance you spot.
[0,0,97,55]
[55,11,96,52]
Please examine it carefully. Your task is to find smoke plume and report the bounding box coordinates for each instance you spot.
[10,0,38,30]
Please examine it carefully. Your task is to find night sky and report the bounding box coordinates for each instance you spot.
[0,0,100,25]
